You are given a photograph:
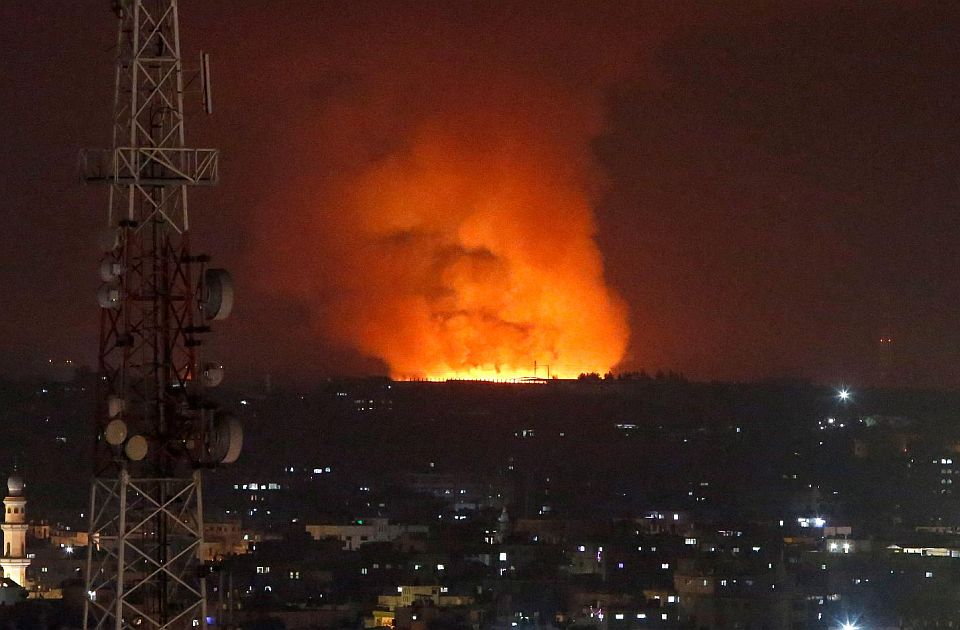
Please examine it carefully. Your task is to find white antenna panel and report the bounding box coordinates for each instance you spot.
[107,395,125,418]
[201,52,213,114]
[100,259,123,282]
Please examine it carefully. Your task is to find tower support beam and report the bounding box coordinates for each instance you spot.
[82,2,228,629]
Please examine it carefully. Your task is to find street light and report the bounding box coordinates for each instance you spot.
[837,388,851,402]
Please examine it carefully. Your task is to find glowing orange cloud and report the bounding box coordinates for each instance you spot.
[252,7,639,379]
[295,106,627,380]
[328,123,626,379]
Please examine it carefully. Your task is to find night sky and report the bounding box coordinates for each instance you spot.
[2,1,960,386]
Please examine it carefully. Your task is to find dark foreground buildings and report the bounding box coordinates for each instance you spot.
[5,373,960,628]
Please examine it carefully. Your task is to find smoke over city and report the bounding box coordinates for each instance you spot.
[255,6,638,379]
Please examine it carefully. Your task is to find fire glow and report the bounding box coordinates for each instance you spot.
[255,9,633,379]
[324,125,628,381]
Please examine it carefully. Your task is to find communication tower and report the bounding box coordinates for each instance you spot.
[80,1,241,629]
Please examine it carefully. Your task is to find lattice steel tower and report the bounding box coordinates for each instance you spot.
[81,2,241,629]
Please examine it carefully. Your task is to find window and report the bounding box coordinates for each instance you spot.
[256,566,270,574]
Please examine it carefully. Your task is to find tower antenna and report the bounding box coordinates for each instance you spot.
[81,2,241,629]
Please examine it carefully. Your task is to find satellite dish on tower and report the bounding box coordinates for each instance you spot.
[105,419,128,446]
[124,435,148,461]
[97,228,120,252]
[202,268,234,320]
[217,416,243,464]
[194,411,242,465]
[201,362,224,387]
[97,283,121,309]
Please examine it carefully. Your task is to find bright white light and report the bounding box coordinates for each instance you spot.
[840,623,857,630]
[838,389,850,401]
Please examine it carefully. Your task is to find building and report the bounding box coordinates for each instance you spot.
[305,518,428,551]
[200,520,248,562]
[1,471,31,588]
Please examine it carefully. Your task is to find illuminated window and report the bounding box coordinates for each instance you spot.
[256,566,270,574]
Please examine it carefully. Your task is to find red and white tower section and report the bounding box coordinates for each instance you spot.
[80,2,241,629]
[1,473,30,588]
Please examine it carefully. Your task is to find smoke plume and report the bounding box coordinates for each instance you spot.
[255,5,633,379]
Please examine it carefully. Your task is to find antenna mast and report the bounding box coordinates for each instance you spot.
[81,1,240,629]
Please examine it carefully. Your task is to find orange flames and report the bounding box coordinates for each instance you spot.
[253,9,634,379]
[290,111,629,380]
[334,124,627,380]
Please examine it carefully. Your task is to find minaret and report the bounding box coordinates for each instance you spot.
[1,471,30,587]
